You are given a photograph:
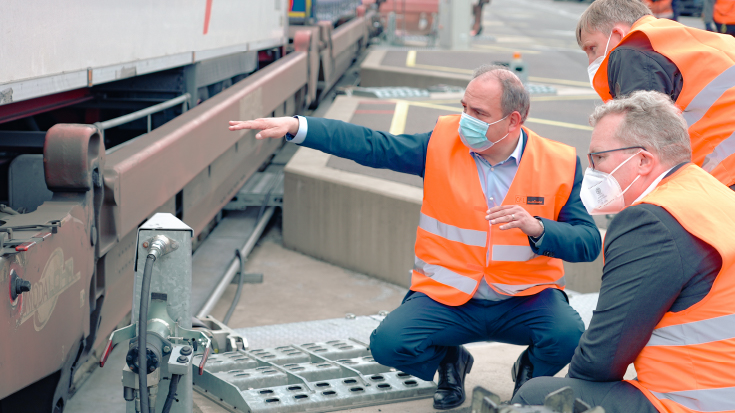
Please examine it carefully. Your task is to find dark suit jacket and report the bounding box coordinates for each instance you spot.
[298,116,601,263]
[568,164,720,381]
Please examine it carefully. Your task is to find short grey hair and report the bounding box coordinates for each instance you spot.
[472,65,530,123]
[590,90,691,166]
[576,0,651,46]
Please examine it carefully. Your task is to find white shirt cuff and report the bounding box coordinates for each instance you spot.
[287,115,308,144]
[531,232,545,247]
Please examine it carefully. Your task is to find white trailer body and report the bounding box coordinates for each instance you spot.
[0,0,288,105]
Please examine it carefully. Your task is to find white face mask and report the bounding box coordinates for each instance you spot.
[587,33,613,89]
[580,151,642,215]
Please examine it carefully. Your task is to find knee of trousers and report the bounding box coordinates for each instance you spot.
[533,317,584,360]
[369,328,412,367]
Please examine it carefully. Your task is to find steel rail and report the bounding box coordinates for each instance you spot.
[196,206,275,319]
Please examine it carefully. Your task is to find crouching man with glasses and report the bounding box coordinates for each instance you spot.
[513,90,735,413]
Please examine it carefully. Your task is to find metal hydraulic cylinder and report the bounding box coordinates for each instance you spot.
[131,213,194,413]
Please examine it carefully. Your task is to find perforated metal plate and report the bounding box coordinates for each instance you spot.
[192,338,436,412]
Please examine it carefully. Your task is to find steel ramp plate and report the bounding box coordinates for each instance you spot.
[224,171,284,210]
[233,315,384,350]
[192,339,436,412]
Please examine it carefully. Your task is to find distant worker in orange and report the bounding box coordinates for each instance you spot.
[641,0,676,20]
[579,0,735,189]
[704,0,735,36]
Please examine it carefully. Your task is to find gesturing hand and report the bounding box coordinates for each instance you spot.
[228,117,299,140]
[486,205,544,238]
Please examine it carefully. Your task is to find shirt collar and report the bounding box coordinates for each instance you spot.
[632,166,675,204]
[471,129,525,167]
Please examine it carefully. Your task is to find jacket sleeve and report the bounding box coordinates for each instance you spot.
[607,47,682,101]
[298,116,431,178]
[530,156,601,263]
[568,205,687,381]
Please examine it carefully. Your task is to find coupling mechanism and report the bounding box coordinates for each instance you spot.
[143,234,179,260]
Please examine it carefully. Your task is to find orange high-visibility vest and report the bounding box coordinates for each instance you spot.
[715,0,735,25]
[592,15,735,186]
[623,164,735,413]
[642,0,674,19]
[411,115,576,306]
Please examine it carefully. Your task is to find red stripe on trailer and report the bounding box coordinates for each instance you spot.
[203,0,213,35]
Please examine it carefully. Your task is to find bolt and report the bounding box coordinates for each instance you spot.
[142,241,149,248]
[163,346,171,353]
[177,356,188,363]
[180,346,192,356]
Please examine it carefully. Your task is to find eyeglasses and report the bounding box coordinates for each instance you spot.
[587,146,646,170]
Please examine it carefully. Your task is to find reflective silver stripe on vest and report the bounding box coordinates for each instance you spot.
[701,130,735,173]
[650,386,735,412]
[419,213,487,247]
[490,278,566,295]
[492,245,537,262]
[646,313,735,347]
[414,256,478,295]
[682,65,735,127]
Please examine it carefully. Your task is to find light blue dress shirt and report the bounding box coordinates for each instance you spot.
[289,118,543,300]
[472,129,529,300]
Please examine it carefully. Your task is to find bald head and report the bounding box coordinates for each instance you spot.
[470,65,530,123]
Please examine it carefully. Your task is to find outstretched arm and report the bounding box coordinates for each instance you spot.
[230,116,431,177]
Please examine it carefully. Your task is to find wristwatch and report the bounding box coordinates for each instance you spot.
[530,218,545,242]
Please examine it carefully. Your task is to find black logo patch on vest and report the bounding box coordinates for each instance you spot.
[526,196,544,205]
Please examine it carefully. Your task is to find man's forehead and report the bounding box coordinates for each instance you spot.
[590,114,624,151]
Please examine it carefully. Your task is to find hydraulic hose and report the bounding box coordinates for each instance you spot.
[223,249,244,325]
[139,254,156,413]
[162,374,181,413]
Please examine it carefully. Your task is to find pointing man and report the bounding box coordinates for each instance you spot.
[229,66,601,408]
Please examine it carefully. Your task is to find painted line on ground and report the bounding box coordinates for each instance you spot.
[389,101,411,135]
[528,76,591,88]
[419,95,601,104]
[391,100,593,131]
[472,44,541,54]
[403,55,591,89]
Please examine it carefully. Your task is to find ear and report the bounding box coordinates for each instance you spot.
[637,150,656,176]
[612,24,631,43]
[508,111,523,132]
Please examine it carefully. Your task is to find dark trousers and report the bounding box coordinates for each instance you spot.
[369,289,584,382]
[715,21,735,37]
[512,377,658,413]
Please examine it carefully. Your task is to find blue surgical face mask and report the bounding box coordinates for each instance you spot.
[458,112,509,152]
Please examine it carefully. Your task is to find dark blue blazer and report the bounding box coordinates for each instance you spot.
[299,116,601,263]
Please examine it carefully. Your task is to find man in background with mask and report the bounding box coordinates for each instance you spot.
[229,65,601,408]
[514,90,735,413]
[579,0,735,189]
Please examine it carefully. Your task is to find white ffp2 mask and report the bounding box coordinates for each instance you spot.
[580,152,642,215]
[588,33,613,89]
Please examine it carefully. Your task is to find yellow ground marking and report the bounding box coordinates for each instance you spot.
[406,50,417,67]
[528,76,591,88]
[472,44,541,54]
[419,95,600,105]
[390,99,593,131]
[389,101,411,135]
[403,54,591,89]
[531,94,601,102]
